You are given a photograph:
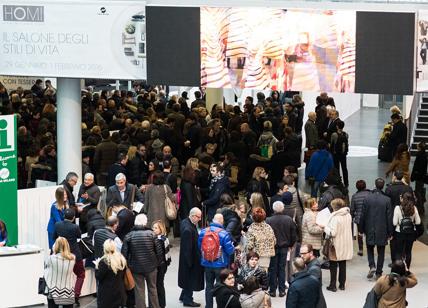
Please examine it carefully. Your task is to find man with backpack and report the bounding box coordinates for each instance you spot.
[198,213,235,308]
[330,120,349,187]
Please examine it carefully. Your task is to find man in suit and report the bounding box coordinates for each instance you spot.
[178,208,204,307]
[106,152,128,188]
[106,173,144,209]
[54,208,85,306]
[389,113,407,156]
[323,109,340,143]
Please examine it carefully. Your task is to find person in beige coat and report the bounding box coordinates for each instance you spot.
[302,198,324,257]
[324,198,353,292]
[374,260,417,308]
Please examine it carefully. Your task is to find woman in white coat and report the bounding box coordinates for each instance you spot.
[324,198,353,292]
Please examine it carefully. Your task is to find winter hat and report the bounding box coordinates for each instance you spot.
[281,191,293,205]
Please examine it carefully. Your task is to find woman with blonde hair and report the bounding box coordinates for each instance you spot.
[302,198,324,257]
[126,145,142,185]
[249,192,265,211]
[95,239,127,308]
[247,167,270,215]
[44,237,76,308]
[47,187,68,249]
[152,220,171,308]
[186,157,200,170]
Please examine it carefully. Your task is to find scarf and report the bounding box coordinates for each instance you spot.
[209,173,224,191]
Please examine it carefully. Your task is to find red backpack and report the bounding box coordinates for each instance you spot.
[201,227,222,262]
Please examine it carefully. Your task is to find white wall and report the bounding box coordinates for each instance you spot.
[362,94,379,108]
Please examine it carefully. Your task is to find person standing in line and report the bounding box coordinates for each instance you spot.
[410,141,427,215]
[285,257,320,308]
[392,192,421,269]
[301,198,324,257]
[53,209,85,306]
[95,239,127,308]
[330,120,349,187]
[300,244,327,308]
[360,178,393,281]
[388,115,407,157]
[93,216,122,259]
[178,207,204,307]
[350,180,370,257]
[198,214,235,308]
[43,237,76,308]
[305,140,334,197]
[121,214,163,308]
[324,198,353,292]
[374,260,417,307]
[47,187,68,249]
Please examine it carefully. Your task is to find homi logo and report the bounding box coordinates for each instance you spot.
[3,5,44,22]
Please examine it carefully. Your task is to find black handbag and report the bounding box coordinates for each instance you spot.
[416,223,425,238]
[38,277,48,295]
[322,237,336,260]
[79,236,94,259]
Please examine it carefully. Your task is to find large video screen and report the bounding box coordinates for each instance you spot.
[201,7,356,92]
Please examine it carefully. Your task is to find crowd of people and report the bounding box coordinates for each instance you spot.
[0,80,425,307]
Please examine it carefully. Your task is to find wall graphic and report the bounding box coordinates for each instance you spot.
[417,11,428,92]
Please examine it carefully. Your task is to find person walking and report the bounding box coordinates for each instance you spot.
[178,207,204,307]
[350,180,370,256]
[386,143,410,184]
[411,141,427,215]
[374,260,417,308]
[212,269,242,308]
[95,239,127,308]
[43,237,76,308]
[121,214,164,308]
[324,198,353,292]
[198,213,235,308]
[266,201,297,297]
[361,178,393,280]
[392,192,421,269]
[285,257,320,308]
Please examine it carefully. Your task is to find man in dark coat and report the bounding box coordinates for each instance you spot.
[106,152,128,188]
[389,113,407,156]
[94,129,118,186]
[285,257,320,308]
[350,180,371,256]
[60,172,78,207]
[360,178,393,280]
[106,173,144,209]
[178,208,204,307]
[77,173,101,233]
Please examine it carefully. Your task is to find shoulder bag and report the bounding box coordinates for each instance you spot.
[322,235,336,261]
[363,284,393,308]
[164,185,177,220]
[124,267,135,291]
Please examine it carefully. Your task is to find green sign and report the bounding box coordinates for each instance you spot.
[0,115,17,245]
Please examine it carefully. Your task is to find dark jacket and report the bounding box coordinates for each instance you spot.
[178,218,205,291]
[411,151,427,182]
[95,258,126,308]
[54,220,82,261]
[220,208,242,245]
[179,180,200,220]
[86,210,106,239]
[361,189,393,246]
[94,139,118,174]
[246,178,270,215]
[77,183,101,233]
[106,183,144,209]
[116,208,135,240]
[305,150,334,182]
[318,185,345,211]
[93,227,118,259]
[307,258,327,308]
[121,225,163,274]
[236,265,268,290]
[266,212,297,248]
[389,121,407,154]
[61,180,76,206]
[204,176,232,209]
[385,182,413,208]
[212,283,241,308]
[286,270,320,308]
[350,189,370,225]
[107,163,127,188]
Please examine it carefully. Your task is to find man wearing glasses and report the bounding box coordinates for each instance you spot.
[178,208,204,307]
[300,244,326,308]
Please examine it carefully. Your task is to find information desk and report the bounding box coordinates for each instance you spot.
[0,245,46,307]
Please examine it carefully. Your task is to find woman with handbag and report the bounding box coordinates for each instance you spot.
[324,198,353,292]
[213,269,242,308]
[44,237,76,308]
[95,239,127,308]
[392,192,421,269]
[144,170,176,230]
[373,260,417,308]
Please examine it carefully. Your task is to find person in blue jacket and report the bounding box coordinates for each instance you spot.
[305,140,334,197]
[0,219,7,246]
[198,213,235,308]
[47,187,68,249]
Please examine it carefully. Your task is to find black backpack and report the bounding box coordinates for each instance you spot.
[399,207,415,234]
[333,132,349,155]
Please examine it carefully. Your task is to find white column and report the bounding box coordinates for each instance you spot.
[206,88,224,112]
[57,78,82,183]
[223,88,236,105]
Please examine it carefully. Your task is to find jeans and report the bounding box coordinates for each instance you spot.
[268,247,287,293]
[311,181,321,198]
[133,270,159,308]
[180,288,194,305]
[329,260,346,288]
[333,155,348,187]
[205,267,222,308]
[73,260,85,299]
[367,245,385,275]
[395,232,415,268]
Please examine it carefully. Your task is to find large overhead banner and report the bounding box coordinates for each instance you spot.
[201,8,356,92]
[0,1,146,79]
